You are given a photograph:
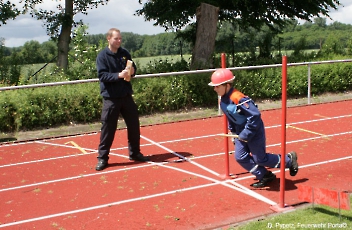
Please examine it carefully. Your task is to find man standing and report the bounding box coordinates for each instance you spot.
[95,28,150,171]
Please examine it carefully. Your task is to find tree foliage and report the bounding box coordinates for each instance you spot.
[136,0,341,68]
[137,0,341,32]
[0,0,110,70]
[0,0,20,24]
[0,38,21,85]
[2,19,352,64]
[1,0,342,70]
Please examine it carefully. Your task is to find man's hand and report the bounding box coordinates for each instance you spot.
[118,69,130,79]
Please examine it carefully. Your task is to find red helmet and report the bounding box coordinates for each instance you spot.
[208,68,235,86]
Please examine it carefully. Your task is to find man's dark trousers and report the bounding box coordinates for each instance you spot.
[97,94,141,161]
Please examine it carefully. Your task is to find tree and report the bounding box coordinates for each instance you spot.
[136,0,341,69]
[0,0,109,70]
[191,3,218,69]
[215,21,237,66]
[20,40,44,64]
[0,1,20,24]
[41,41,58,63]
[347,37,352,55]
[321,34,345,55]
[314,17,327,28]
[0,38,21,85]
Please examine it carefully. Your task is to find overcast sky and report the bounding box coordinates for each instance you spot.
[1,0,352,48]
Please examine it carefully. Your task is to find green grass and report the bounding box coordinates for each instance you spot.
[228,198,352,229]
[20,54,192,78]
[134,54,191,68]
[17,49,321,77]
[20,63,56,78]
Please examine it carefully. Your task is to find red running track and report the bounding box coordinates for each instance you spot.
[1,100,352,229]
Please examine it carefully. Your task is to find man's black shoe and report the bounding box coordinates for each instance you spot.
[288,151,298,176]
[250,171,276,188]
[129,153,150,162]
[95,159,108,171]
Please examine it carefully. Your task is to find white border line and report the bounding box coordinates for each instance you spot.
[1,154,351,228]
[265,114,352,129]
[1,113,350,149]
[141,135,277,205]
[1,130,351,193]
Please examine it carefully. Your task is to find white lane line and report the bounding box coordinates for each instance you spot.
[0,113,351,168]
[1,153,351,228]
[266,131,352,147]
[141,135,220,177]
[2,129,351,168]
[0,152,94,168]
[0,181,218,228]
[157,162,277,205]
[266,114,352,129]
[0,153,277,228]
[1,130,351,192]
[0,141,97,168]
[141,135,277,205]
[0,162,154,192]
[1,113,350,149]
[0,134,220,168]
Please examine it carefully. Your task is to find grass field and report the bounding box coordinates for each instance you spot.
[20,49,320,78]
[20,54,191,79]
[134,54,191,68]
[229,198,352,229]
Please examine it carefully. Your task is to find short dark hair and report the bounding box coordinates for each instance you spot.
[106,28,121,39]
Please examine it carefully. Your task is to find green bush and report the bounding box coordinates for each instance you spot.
[0,92,16,132]
[309,62,352,93]
[1,56,352,132]
[133,73,214,114]
[0,83,102,132]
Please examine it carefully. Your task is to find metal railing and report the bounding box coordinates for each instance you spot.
[1,59,351,105]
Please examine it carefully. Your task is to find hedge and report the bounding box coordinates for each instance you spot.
[0,62,351,132]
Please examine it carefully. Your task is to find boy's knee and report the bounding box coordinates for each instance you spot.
[235,152,250,163]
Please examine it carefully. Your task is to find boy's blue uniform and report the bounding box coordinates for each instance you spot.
[220,88,293,182]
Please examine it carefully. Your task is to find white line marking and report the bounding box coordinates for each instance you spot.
[141,135,220,176]
[0,141,97,168]
[266,131,352,147]
[0,163,152,193]
[0,114,350,168]
[266,114,352,129]
[141,135,277,205]
[1,130,351,192]
[1,154,351,228]
[0,182,218,228]
[0,152,94,168]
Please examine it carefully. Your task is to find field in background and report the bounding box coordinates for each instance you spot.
[21,54,192,78]
[23,49,319,78]
[134,54,192,68]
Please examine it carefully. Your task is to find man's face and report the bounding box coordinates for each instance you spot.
[108,31,122,50]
